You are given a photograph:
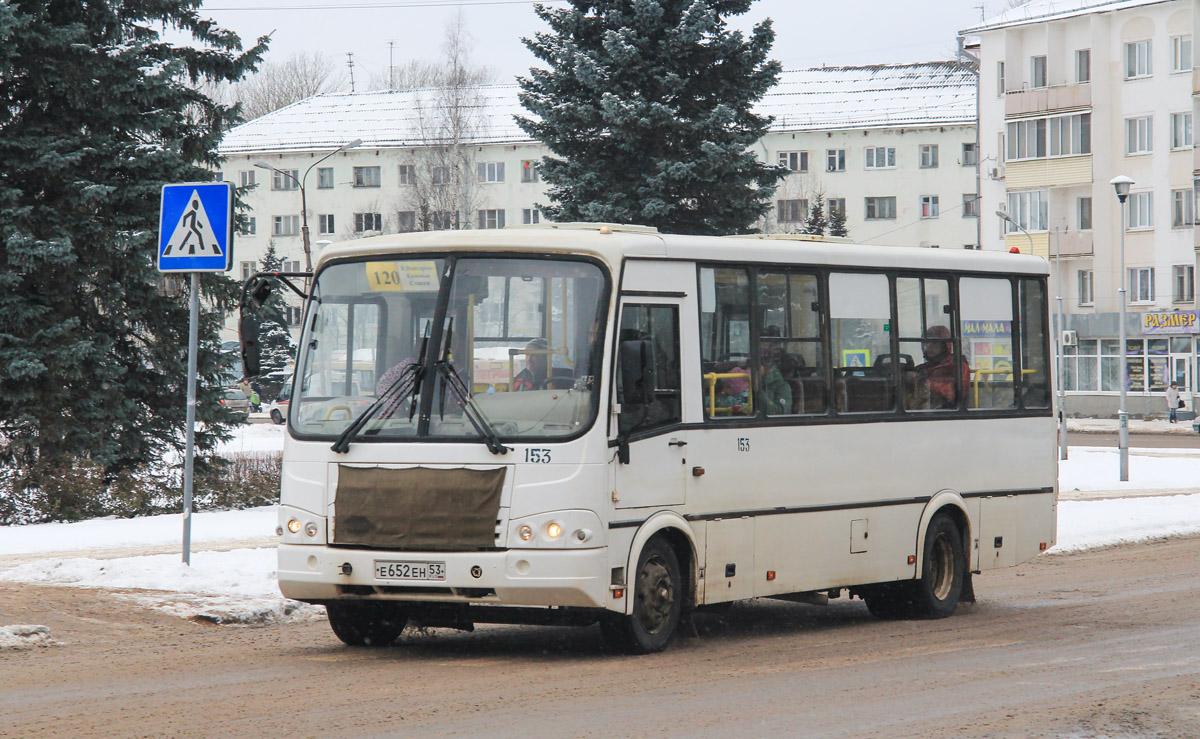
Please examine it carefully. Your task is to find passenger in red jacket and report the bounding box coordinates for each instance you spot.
[915,325,970,409]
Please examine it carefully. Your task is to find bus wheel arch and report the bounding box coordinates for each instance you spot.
[915,491,971,575]
[622,513,698,618]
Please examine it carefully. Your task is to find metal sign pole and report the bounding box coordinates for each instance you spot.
[182,272,200,565]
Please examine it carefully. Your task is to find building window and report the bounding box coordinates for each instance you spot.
[284,260,300,273]
[1172,35,1192,73]
[1171,112,1193,149]
[239,170,256,188]
[271,169,299,191]
[272,215,300,236]
[1078,196,1092,230]
[962,193,979,217]
[827,198,845,217]
[778,151,808,172]
[477,209,505,229]
[238,216,256,236]
[1075,49,1091,83]
[1125,116,1153,155]
[1129,267,1155,303]
[240,261,256,280]
[477,162,505,183]
[997,61,1005,96]
[353,166,381,188]
[920,195,939,219]
[397,211,416,232]
[962,142,978,166]
[919,144,939,168]
[1007,113,1091,161]
[1127,191,1154,229]
[1078,269,1094,305]
[826,148,846,172]
[777,199,808,223]
[354,212,382,233]
[520,160,539,183]
[864,147,895,169]
[317,214,335,235]
[398,164,416,185]
[431,165,451,186]
[864,196,896,220]
[1173,189,1194,227]
[1174,265,1195,302]
[317,167,334,189]
[522,208,540,225]
[1006,190,1048,232]
[431,211,457,230]
[1125,40,1153,79]
[1030,55,1047,88]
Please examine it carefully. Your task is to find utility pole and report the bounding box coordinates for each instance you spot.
[388,41,396,91]
[346,52,356,93]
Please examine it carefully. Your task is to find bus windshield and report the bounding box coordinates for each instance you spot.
[292,255,608,443]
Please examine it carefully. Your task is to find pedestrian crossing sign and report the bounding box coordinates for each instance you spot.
[158,182,234,272]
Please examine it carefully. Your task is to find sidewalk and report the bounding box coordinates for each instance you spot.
[1066,417,1196,435]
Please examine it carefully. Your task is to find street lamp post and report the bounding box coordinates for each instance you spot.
[1111,175,1134,482]
[255,138,362,273]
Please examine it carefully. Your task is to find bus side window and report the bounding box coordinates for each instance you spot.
[960,277,1017,410]
[700,267,752,418]
[897,277,956,411]
[829,272,894,413]
[757,271,825,415]
[1020,279,1051,408]
[616,304,681,433]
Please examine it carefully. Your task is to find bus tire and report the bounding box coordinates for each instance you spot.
[908,513,966,619]
[270,409,284,425]
[325,601,408,647]
[600,537,682,654]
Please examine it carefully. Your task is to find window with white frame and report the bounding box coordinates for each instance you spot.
[239,170,255,188]
[286,306,303,327]
[1075,49,1090,83]
[1125,115,1153,155]
[1078,196,1092,230]
[826,148,845,172]
[864,147,895,169]
[1030,55,1047,88]
[1172,35,1192,73]
[962,193,979,217]
[919,144,938,168]
[1171,112,1193,149]
[238,216,256,236]
[777,199,808,223]
[317,214,335,234]
[864,196,896,220]
[397,211,416,232]
[1174,265,1195,302]
[354,212,382,233]
[1007,113,1091,161]
[477,209,505,229]
[522,208,540,225]
[240,261,256,280]
[317,167,334,189]
[920,195,939,218]
[398,165,415,185]
[1127,191,1154,229]
[1078,269,1094,305]
[1173,189,1193,227]
[271,169,299,191]
[827,198,845,217]
[477,162,505,183]
[353,166,381,188]
[1129,267,1155,303]
[431,165,451,185]
[1006,190,1048,232]
[1125,40,1152,79]
[997,61,1005,96]
[962,142,978,166]
[520,160,539,183]
[285,260,300,273]
[272,215,299,236]
[778,151,808,172]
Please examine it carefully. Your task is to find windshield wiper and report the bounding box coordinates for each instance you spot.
[434,318,509,455]
[330,328,430,454]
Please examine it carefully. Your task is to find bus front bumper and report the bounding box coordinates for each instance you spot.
[277,543,611,609]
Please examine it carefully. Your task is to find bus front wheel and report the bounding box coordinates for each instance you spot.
[325,601,408,647]
[600,537,682,654]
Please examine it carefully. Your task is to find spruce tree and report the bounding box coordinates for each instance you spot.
[804,195,827,236]
[0,2,266,517]
[255,240,296,376]
[517,0,784,235]
[829,204,849,238]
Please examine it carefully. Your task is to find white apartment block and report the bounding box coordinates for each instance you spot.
[217,63,980,341]
[967,0,1198,417]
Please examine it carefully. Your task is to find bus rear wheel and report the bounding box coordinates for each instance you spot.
[325,601,408,647]
[600,538,682,654]
[865,513,965,620]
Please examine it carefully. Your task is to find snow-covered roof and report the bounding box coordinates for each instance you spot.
[219,62,977,155]
[962,0,1174,34]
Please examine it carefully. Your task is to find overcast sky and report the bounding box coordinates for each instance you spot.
[197,0,1007,89]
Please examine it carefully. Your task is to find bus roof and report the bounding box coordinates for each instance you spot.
[317,223,1049,277]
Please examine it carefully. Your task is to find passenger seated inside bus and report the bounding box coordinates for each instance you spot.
[704,366,752,416]
[910,325,970,409]
[758,345,792,415]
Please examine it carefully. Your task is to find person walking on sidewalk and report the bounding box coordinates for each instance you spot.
[1167,381,1181,423]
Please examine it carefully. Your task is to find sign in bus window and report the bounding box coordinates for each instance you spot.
[960,277,1016,409]
[829,272,894,413]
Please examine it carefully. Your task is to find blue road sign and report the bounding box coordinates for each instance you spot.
[158,182,234,272]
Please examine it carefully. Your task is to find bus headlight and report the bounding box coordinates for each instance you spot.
[304,522,319,537]
[546,522,562,539]
[286,519,302,534]
[518,525,534,541]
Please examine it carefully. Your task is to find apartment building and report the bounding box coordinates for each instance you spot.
[217,63,980,341]
[967,0,1197,416]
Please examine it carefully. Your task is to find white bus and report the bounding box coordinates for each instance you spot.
[242,223,1056,653]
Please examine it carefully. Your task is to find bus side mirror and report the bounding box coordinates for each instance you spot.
[249,276,272,307]
[619,338,656,407]
[240,312,261,378]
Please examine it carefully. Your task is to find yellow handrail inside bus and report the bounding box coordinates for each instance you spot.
[971,368,1036,407]
[702,372,753,416]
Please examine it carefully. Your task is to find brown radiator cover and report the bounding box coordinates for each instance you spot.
[333,465,506,550]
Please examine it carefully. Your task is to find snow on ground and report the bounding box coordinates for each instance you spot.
[216,420,285,454]
[1060,446,1200,493]
[0,625,58,651]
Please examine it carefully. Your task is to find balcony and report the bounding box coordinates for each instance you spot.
[1005,83,1091,117]
[1054,231,1093,257]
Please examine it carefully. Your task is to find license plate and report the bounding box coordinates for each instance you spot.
[373,560,446,581]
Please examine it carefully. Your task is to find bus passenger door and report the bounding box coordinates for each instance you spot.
[613,300,687,510]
